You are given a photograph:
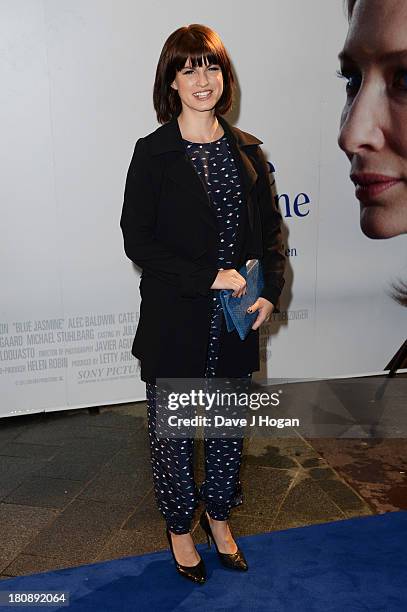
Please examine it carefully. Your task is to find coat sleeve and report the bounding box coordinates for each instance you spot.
[120,137,219,298]
[254,146,286,308]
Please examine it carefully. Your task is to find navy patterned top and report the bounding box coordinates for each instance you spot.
[183,133,244,377]
[183,134,243,266]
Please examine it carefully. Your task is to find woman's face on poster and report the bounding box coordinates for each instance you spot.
[338,0,407,239]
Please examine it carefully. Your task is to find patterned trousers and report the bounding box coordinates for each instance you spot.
[145,294,251,534]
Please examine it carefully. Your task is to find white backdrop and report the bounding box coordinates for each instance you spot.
[1,0,405,418]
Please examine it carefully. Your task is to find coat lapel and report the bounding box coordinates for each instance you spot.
[150,115,263,232]
[164,148,218,230]
[218,115,263,230]
[217,115,261,189]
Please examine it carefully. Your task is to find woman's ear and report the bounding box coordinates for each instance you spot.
[171,80,178,90]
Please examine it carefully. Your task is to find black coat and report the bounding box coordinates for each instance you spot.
[120,114,285,383]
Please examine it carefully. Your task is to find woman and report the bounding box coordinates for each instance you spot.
[338,0,407,372]
[338,0,407,239]
[120,24,285,583]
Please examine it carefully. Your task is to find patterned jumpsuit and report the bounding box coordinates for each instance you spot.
[145,133,252,534]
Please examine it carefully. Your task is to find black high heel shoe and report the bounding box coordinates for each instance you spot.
[199,510,248,571]
[165,528,207,584]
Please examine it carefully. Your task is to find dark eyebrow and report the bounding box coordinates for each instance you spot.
[181,63,219,70]
[338,48,407,64]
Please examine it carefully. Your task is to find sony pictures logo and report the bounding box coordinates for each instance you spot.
[77,365,136,380]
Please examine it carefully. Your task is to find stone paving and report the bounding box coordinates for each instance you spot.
[0,399,394,580]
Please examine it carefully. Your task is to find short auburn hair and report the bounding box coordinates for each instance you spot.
[153,24,235,124]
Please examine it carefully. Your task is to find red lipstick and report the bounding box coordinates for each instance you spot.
[350,173,402,201]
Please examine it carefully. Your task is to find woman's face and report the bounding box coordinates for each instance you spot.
[171,57,223,115]
[338,0,407,238]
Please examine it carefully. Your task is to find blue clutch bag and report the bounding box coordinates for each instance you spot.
[219,259,264,340]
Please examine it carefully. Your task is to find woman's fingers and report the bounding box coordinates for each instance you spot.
[231,275,247,297]
[212,268,247,294]
[247,299,261,314]
[230,270,247,297]
[249,299,275,330]
[248,300,262,330]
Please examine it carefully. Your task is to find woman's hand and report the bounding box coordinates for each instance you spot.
[211,268,247,298]
[247,297,275,330]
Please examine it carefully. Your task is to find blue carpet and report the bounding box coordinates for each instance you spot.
[1,512,406,611]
